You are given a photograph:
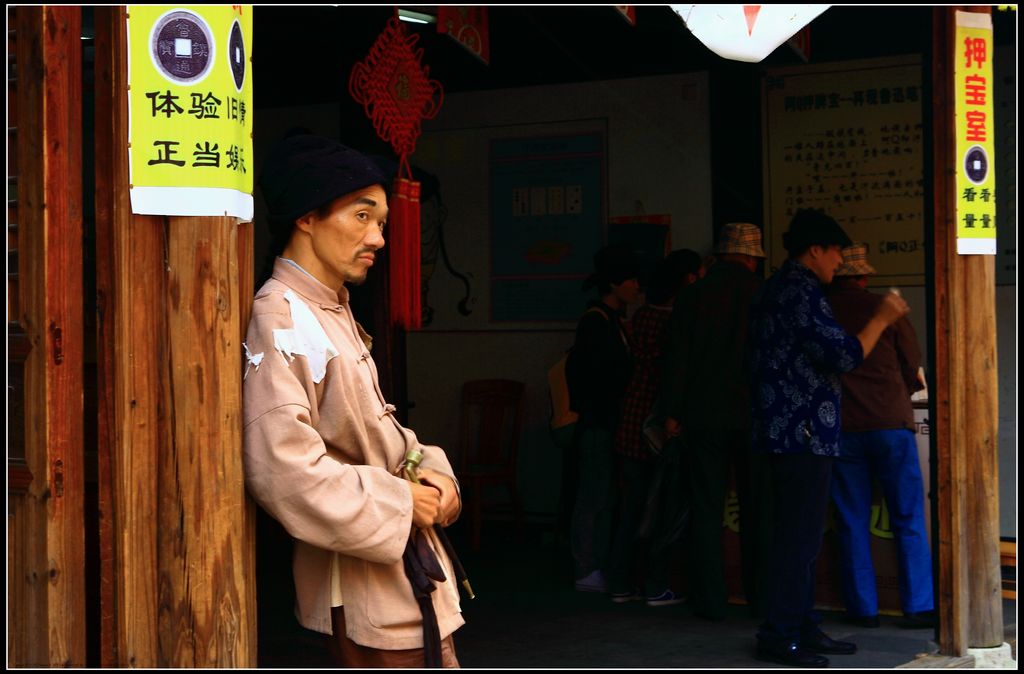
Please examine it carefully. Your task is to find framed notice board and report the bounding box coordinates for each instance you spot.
[489,133,606,322]
[762,57,924,287]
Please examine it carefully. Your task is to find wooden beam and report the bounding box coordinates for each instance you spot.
[157,215,255,667]
[14,5,86,666]
[931,5,1003,655]
[94,6,163,667]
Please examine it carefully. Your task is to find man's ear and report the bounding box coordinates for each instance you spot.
[295,211,316,236]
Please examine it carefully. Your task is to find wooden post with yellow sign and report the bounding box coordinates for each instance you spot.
[930,5,1002,656]
[93,5,257,667]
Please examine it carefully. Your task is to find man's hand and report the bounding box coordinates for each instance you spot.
[409,481,443,529]
[875,291,910,326]
[417,467,461,527]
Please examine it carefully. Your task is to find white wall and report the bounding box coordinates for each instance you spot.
[406,74,713,515]
[996,285,1016,538]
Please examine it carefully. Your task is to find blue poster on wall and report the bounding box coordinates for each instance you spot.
[490,133,605,322]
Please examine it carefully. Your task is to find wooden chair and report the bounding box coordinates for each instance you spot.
[456,379,525,551]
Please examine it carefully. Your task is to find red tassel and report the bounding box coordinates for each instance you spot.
[389,174,422,330]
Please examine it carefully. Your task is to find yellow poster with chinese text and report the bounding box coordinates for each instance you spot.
[127,5,253,219]
[954,11,997,255]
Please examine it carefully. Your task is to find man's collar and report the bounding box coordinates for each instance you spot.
[272,257,348,306]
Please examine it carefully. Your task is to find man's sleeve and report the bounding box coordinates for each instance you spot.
[798,285,864,374]
[665,286,696,421]
[243,298,413,565]
[894,316,924,394]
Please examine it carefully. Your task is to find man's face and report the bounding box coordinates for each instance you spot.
[297,185,387,288]
[807,244,845,284]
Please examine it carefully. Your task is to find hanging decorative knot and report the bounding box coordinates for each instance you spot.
[349,15,444,330]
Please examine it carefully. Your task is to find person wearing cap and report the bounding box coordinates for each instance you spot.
[564,242,641,593]
[663,222,773,621]
[607,248,701,607]
[242,133,463,667]
[826,244,934,630]
[749,209,910,668]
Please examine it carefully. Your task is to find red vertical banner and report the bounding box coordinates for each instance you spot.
[615,6,636,26]
[438,6,490,65]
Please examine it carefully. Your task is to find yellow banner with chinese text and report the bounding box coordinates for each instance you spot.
[954,11,997,255]
[127,5,253,219]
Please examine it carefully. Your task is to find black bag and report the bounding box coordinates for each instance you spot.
[635,436,690,551]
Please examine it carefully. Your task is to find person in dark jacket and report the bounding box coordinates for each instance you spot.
[827,243,934,630]
[664,222,773,621]
[566,243,641,593]
[749,209,910,668]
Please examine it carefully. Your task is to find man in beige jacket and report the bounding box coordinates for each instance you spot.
[243,133,464,667]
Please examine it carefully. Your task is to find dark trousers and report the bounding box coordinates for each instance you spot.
[686,429,773,618]
[570,426,614,578]
[757,452,834,646]
[608,455,671,596]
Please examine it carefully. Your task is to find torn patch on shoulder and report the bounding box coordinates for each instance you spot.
[243,342,264,380]
[272,289,339,384]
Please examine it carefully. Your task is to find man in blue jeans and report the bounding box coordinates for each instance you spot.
[749,210,911,668]
[827,243,934,630]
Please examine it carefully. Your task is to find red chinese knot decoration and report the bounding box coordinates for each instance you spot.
[349,16,444,330]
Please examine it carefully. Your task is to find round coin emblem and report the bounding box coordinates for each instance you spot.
[228,19,246,91]
[964,145,989,185]
[150,10,215,85]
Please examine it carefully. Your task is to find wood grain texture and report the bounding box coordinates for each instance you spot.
[96,6,163,666]
[159,216,254,666]
[14,5,86,667]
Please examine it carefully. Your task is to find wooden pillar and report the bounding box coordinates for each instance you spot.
[93,6,257,667]
[930,5,1003,655]
[95,7,162,666]
[13,5,86,667]
[157,216,255,666]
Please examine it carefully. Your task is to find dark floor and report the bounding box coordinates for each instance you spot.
[257,518,1016,669]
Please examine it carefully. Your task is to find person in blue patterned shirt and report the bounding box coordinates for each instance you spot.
[750,209,910,668]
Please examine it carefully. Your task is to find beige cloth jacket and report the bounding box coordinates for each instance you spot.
[243,258,464,649]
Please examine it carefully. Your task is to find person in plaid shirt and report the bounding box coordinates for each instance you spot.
[607,249,702,607]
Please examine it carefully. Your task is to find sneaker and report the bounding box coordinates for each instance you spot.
[610,589,643,604]
[645,590,686,607]
[574,570,607,593]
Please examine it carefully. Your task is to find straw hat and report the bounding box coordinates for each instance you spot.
[834,243,877,277]
[716,222,766,258]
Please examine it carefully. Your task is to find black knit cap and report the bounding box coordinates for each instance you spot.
[258,134,388,223]
[782,208,853,256]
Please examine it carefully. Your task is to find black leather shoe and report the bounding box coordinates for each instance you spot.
[802,630,857,655]
[843,613,880,628]
[900,611,936,629]
[756,642,830,668]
